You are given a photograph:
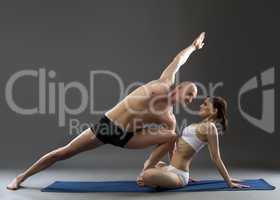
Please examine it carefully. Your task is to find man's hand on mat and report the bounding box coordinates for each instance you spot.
[229,182,250,189]
[192,32,205,50]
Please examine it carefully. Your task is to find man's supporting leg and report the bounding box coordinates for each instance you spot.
[7,128,103,190]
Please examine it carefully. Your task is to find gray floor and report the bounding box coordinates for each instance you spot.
[1,168,279,200]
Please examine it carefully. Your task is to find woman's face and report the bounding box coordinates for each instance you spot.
[198,97,217,118]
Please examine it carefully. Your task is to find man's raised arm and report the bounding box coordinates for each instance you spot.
[159,32,205,85]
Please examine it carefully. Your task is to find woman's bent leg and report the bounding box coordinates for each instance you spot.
[138,168,182,188]
[7,128,103,190]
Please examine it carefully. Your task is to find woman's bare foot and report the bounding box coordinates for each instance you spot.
[6,174,25,190]
[155,161,167,168]
[136,175,145,187]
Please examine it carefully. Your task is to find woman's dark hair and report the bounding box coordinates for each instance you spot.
[209,96,228,134]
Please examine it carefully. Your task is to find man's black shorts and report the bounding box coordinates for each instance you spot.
[91,115,135,148]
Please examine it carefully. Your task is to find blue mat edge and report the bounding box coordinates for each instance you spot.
[41,178,276,193]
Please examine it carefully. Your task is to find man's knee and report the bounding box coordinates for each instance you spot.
[164,129,177,140]
[156,129,177,144]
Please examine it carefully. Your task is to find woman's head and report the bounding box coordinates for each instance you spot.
[198,96,228,131]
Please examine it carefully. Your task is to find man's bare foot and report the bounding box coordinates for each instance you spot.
[6,174,25,190]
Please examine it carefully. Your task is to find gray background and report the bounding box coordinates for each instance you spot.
[0,0,279,170]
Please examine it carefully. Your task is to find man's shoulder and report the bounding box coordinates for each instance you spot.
[144,79,171,96]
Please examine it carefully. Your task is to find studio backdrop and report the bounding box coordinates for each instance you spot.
[0,0,279,169]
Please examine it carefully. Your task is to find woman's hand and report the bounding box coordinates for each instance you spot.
[230,177,242,183]
[229,181,250,189]
[228,177,250,188]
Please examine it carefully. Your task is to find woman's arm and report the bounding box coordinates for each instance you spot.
[159,32,205,86]
[206,123,249,188]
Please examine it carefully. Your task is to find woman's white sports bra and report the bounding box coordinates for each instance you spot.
[181,124,207,152]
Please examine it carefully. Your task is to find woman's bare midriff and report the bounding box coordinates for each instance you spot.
[170,138,196,172]
[170,124,208,172]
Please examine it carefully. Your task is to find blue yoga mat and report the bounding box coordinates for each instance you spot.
[41,179,275,193]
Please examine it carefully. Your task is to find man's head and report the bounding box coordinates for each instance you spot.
[170,81,198,106]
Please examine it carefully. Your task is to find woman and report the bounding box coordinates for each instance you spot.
[137,96,249,189]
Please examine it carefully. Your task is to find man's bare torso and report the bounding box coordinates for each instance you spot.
[106,79,176,131]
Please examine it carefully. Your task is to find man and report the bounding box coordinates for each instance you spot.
[7,32,205,190]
